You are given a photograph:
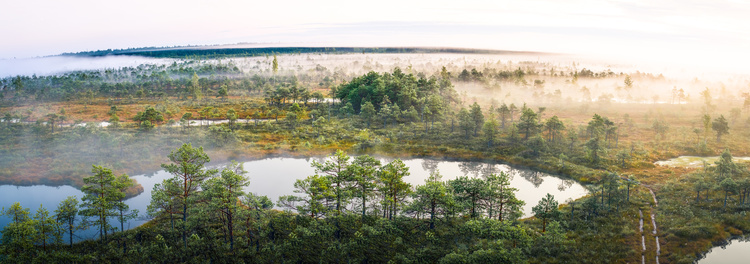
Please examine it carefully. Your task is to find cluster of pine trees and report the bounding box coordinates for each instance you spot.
[1,144,580,263]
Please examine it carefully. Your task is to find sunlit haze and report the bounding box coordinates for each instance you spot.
[3,1,750,262]
[2,0,749,75]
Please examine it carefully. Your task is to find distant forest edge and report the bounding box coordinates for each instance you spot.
[62,46,551,59]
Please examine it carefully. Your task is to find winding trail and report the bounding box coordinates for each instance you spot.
[645,187,661,263]
[637,185,661,263]
[640,209,646,264]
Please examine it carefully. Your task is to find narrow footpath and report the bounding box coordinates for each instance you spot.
[640,209,646,264]
[639,186,661,264]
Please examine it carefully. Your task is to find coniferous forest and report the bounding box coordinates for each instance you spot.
[1,48,749,263]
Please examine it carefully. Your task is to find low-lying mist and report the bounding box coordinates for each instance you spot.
[0,55,173,77]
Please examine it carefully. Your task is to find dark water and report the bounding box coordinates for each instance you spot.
[0,157,587,241]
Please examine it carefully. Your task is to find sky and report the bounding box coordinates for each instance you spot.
[2,0,749,74]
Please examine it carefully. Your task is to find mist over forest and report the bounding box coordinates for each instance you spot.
[0,45,749,263]
[3,0,750,261]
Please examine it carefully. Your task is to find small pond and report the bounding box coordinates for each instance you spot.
[655,156,750,168]
[1,157,588,241]
[699,238,750,264]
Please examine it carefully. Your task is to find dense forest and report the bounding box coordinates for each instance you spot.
[1,51,749,263]
[63,46,544,59]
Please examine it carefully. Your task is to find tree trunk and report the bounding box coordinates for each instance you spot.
[570,204,575,222]
[229,208,234,251]
[498,201,504,221]
[471,198,476,218]
[121,208,125,254]
[336,182,341,215]
[627,185,631,201]
[724,191,729,209]
[183,203,187,249]
[362,187,367,219]
[41,221,46,250]
[69,220,73,247]
[430,201,436,230]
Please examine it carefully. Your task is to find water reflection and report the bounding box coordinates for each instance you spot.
[480,164,500,179]
[421,159,439,175]
[1,157,588,242]
[458,161,483,178]
[700,237,750,264]
[513,169,544,188]
[558,179,575,192]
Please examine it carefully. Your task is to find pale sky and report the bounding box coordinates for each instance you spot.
[2,0,749,73]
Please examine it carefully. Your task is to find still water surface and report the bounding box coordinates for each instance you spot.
[0,157,587,241]
[655,156,750,168]
[699,238,750,264]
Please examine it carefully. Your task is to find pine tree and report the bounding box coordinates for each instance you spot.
[33,204,61,250]
[0,203,35,262]
[533,193,560,232]
[190,73,202,100]
[360,101,376,128]
[312,150,352,215]
[113,174,139,254]
[712,115,729,143]
[272,55,279,74]
[148,177,182,232]
[80,165,121,242]
[378,159,412,220]
[412,171,454,229]
[204,161,249,251]
[485,172,524,222]
[161,143,216,249]
[469,102,484,136]
[348,155,381,218]
[518,108,540,140]
[55,196,79,247]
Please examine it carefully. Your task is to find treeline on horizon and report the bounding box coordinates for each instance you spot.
[61,46,547,59]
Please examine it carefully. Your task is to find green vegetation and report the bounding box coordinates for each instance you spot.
[1,52,749,263]
[1,146,580,263]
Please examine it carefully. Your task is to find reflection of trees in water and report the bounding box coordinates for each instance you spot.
[480,164,500,179]
[421,159,439,175]
[514,168,544,187]
[493,164,514,181]
[310,156,327,164]
[459,161,483,178]
[557,179,574,191]
[379,157,395,165]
